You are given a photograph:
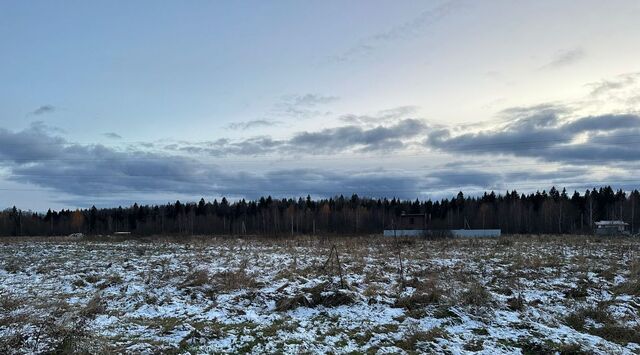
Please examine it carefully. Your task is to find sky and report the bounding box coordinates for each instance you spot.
[1,0,640,211]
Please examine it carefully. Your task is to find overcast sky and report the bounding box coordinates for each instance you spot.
[2,0,640,211]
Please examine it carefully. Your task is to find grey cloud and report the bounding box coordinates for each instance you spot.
[0,118,431,198]
[280,106,331,120]
[0,123,634,204]
[0,122,68,162]
[539,48,586,70]
[426,109,640,162]
[175,136,285,156]
[173,118,427,157]
[29,105,56,116]
[0,125,214,196]
[498,103,568,120]
[286,94,339,107]
[290,119,427,153]
[627,94,640,106]
[425,169,498,188]
[330,44,375,63]
[503,167,594,183]
[223,136,284,156]
[339,106,419,125]
[370,1,459,42]
[428,111,566,154]
[226,119,282,130]
[330,1,460,62]
[587,72,640,97]
[0,124,430,199]
[564,114,640,133]
[420,165,633,196]
[103,132,122,139]
[272,94,337,120]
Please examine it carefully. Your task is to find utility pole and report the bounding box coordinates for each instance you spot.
[392,219,396,238]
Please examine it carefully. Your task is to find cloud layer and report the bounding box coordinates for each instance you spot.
[1,111,637,208]
[29,105,56,116]
[425,110,640,162]
[171,118,428,156]
[0,123,433,200]
[339,106,419,125]
[539,48,586,70]
[225,120,281,130]
[3,95,640,208]
[330,0,461,62]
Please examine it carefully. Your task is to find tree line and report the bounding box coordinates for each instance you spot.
[1,186,638,236]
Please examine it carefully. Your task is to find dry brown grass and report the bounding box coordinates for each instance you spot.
[460,281,492,307]
[180,269,211,288]
[507,295,526,311]
[0,293,22,312]
[395,278,443,310]
[275,282,355,311]
[614,279,640,296]
[213,269,258,291]
[565,307,640,345]
[395,326,450,351]
[2,258,23,273]
[80,295,106,319]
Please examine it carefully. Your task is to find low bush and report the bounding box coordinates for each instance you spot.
[461,282,492,307]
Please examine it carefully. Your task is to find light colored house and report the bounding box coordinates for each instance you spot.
[383,212,501,238]
[594,220,629,236]
[449,229,501,238]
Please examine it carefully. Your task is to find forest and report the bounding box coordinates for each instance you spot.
[0,186,638,236]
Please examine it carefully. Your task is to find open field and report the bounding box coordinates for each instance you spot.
[1,235,639,354]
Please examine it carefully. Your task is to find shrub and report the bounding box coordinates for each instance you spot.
[464,339,484,351]
[213,269,258,291]
[496,238,513,247]
[180,270,210,288]
[614,279,640,296]
[395,327,449,351]
[275,282,355,311]
[565,307,640,345]
[461,282,492,307]
[275,294,312,312]
[3,260,22,273]
[0,294,21,312]
[80,295,106,319]
[84,274,100,284]
[507,295,525,311]
[395,293,441,310]
[563,282,589,299]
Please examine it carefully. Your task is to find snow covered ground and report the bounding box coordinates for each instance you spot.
[1,235,639,354]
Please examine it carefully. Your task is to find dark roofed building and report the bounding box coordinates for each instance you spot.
[396,213,427,230]
[594,220,629,236]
